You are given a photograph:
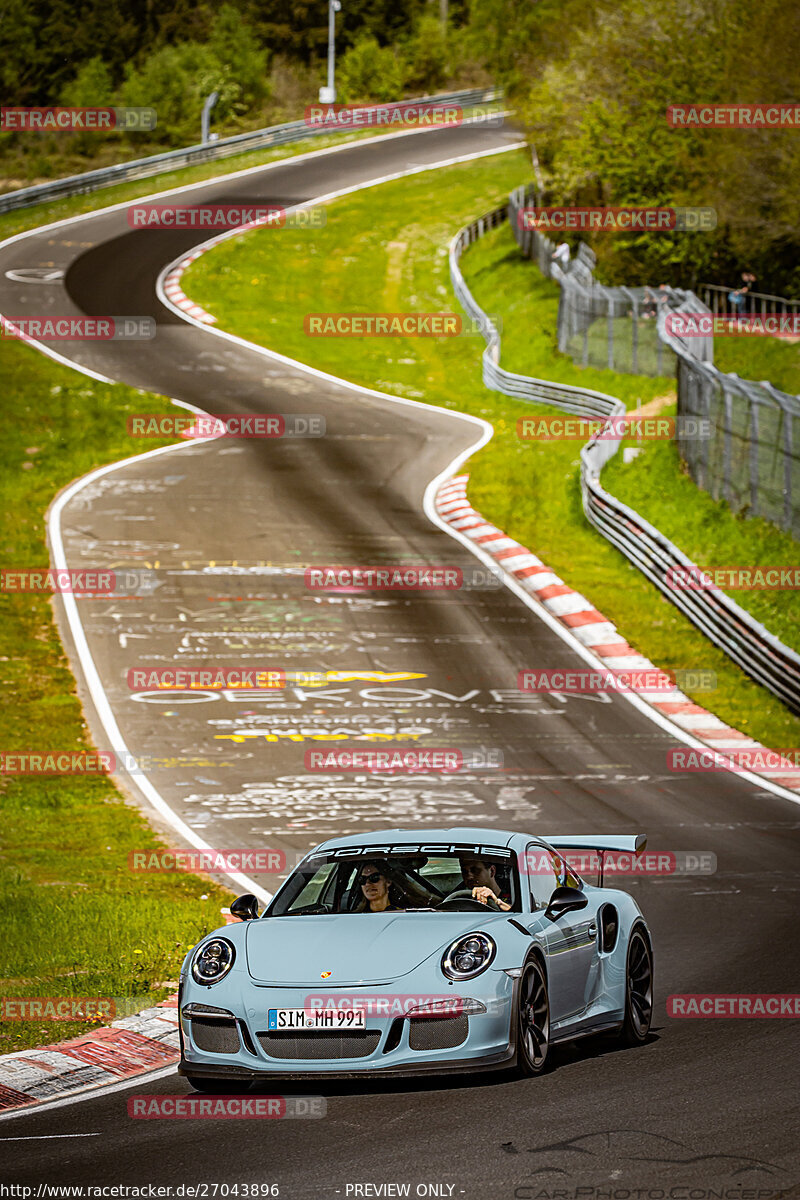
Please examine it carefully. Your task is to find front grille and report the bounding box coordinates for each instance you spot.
[190,1016,240,1054]
[257,1031,381,1060]
[408,1015,468,1051]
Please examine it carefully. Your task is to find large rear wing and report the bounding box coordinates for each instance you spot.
[542,834,647,886]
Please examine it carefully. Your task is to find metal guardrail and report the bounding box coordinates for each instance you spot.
[449,200,800,714]
[0,88,502,214]
[451,206,624,422]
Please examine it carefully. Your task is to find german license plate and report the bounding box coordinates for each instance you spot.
[267,1008,366,1030]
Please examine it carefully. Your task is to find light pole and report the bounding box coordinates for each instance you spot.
[319,0,341,105]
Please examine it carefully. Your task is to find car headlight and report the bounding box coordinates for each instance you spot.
[442,932,496,981]
[191,937,235,985]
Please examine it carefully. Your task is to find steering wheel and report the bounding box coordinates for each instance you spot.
[436,888,501,912]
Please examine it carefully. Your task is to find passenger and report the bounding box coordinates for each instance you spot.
[355,862,405,913]
[457,856,512,911]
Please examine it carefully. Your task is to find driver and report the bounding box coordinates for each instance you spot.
[457,856,512,911]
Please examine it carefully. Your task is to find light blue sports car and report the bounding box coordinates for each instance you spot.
[178,826,654,1091]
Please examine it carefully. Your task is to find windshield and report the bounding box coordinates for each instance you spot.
[267,848,521,916]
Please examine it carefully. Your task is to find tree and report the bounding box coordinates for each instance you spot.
[514,0,800,291]
[403,13,450,94]
[208,4,270,110]
[336,34,405,103]
[120,42,241,145]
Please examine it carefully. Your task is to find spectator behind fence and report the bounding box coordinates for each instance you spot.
[728,287,746,313]
[552,242,570,271]
[642,284,670,320]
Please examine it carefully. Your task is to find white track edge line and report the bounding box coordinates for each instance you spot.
[47,436,275,904]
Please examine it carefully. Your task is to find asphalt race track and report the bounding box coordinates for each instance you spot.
[0,123,798,1196]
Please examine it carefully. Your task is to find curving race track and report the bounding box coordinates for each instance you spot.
[0,122,798,1196]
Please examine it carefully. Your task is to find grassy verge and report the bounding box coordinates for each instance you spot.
[603,429,800,652]
[0,107,505,245]
[0,341,230,1056]
[183,158,800,752]
[713,333,800,398]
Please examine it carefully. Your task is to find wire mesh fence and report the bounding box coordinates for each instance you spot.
[450,201,800,713]
[661,310,800,536]
[508,186,683,377]
[508,184,800,537]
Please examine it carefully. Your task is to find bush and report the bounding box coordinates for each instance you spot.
[336,34,405,104]
[402,14,449,94]
[59,56,115,108]
[120,7,268,147]
[207,4,269,111]
[120,42,241,146]
[58,57,117,155]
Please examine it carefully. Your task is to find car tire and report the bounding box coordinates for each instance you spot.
[185,1076,248,1094]
[618,927,653,1046]
[516,956,550,1076]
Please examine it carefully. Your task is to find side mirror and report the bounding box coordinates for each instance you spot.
[545,886,588,920]
[230,893,260,922]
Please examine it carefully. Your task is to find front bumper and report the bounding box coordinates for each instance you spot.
[177,1047,515,1082]
[179,974,516,1079]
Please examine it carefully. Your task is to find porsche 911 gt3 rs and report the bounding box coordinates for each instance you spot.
[178,826,654,1090]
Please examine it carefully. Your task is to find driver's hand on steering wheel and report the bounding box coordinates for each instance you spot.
[471,886,510,911]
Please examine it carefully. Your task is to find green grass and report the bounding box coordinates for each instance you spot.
[0,339,231,1056]
[714,332,800,398]
[564,315,675,378]
[565,313,800,397]
[183,158,800,753]
[603,425,800,653]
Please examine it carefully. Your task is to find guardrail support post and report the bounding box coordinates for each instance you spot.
[749,399,760,518]
[783,410,794,533]
[201,91,219,144]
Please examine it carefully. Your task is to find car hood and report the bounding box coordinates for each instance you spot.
[245,912,509,985]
